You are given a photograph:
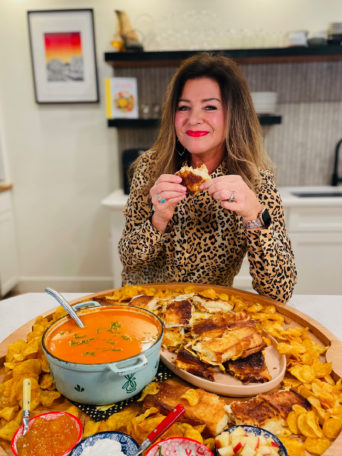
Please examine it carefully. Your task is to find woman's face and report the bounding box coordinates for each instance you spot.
[175,77,226,164]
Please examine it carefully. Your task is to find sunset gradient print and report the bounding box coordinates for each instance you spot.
[44,32,84,81]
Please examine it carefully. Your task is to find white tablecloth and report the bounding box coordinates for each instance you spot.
[0,293,341,343]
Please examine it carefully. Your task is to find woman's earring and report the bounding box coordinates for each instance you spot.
[178,147,185,157]
[176,140,186,158]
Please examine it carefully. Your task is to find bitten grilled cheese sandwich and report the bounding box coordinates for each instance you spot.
[176,164,211,195]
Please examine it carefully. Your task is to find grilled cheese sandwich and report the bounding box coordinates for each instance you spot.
[176,164,211,195]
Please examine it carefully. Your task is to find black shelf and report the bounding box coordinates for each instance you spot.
[105,46,342,67]
[107,115,282,128]
[108,118,160,128]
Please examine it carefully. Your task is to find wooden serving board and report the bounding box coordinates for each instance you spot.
[1,284,342,456]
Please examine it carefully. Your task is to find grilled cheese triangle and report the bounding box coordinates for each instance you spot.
[192,295,233,313]
[162,327,185,351]
[191,312,251,339]
[142,378,228,437]
[162,298,193,328]
[225,388,311,435]
[129,295,161,312]
[226,350,271,384]
[175,347,215,381]
[191,324,266,365]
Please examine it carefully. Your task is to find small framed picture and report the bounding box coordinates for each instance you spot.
[27,9,99,104]
[105,77,139,119]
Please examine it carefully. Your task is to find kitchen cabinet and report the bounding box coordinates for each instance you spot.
[0,189,19,296]
[286,205,342,294]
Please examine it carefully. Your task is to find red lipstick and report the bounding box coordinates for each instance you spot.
[186,130,209,137]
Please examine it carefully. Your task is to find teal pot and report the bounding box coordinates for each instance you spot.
[42,302,163,405]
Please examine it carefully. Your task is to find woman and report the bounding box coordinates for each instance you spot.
[119,53,297,303]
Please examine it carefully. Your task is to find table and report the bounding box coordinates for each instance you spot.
[0,292,341,344]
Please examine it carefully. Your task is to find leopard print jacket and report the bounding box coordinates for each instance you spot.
[119,150,297,303]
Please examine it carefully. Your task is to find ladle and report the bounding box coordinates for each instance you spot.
[45,288,85,328]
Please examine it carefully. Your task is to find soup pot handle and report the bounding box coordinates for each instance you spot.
[73,301,101,310]
[107,355,148,376]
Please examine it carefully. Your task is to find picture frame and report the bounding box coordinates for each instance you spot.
[27,9,99,104]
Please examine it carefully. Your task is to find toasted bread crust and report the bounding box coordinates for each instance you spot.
[143,378,228,437]
[228,388,311,428]
[176,164,211,194]
[227,350,272,384]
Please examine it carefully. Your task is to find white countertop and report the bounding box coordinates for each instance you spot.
[279,186,342,207]
[102,187,342,210]
[0,292,341,344]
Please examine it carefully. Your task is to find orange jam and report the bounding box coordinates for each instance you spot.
[16,414,80,456]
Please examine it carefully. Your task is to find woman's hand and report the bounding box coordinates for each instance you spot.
[201,175,263,221]
[150,174,187,232]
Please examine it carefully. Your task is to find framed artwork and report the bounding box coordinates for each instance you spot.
[27,9,99,104]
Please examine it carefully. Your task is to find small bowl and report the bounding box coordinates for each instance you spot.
[145,437,214,456]
[215,425,287,456]
[11,411,83,456]
[70,431,139,456]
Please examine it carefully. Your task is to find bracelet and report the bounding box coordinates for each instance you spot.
[243,208,271,230]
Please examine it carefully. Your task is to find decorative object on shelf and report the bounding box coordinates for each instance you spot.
[285,30,308,47]
[308,30,328,47]
[114,10,143,52]
[105,77,138,119]
[27,9,99,104]
[328,22,342,45]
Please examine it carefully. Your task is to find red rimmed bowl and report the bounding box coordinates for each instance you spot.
[11,411,83,456]
[145,437,214,456]
[215,425,287,456]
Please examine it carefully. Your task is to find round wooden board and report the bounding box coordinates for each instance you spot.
[1,284,342,455]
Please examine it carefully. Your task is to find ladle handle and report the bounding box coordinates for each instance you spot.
[45,288,85,328]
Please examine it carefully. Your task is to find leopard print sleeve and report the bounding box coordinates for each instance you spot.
[246,170,297,303]
[118,151,167,274]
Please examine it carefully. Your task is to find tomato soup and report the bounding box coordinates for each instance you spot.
[44,306,162,364]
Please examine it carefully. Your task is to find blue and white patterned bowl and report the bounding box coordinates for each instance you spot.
[70,431,139,456]
[215,426,288,456]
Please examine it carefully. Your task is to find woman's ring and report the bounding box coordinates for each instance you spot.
[157,193,166,204]
[228,191,236,203]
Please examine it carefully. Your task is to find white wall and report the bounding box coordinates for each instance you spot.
[1,0,342,293]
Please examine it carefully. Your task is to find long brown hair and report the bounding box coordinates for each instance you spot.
[135,52,273,192]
